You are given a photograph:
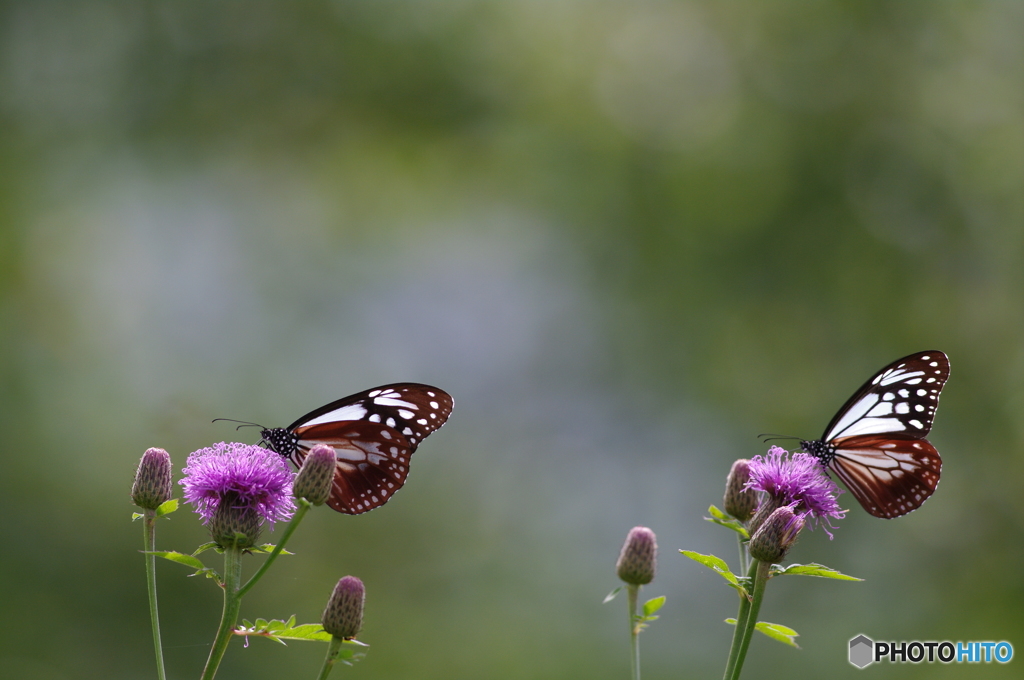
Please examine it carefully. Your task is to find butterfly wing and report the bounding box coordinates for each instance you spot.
[270,382,453,514]
[804,351,949,518]
[828,435,942,518]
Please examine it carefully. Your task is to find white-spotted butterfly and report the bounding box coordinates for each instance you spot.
[800,351,949,518]
[260,383,453,514]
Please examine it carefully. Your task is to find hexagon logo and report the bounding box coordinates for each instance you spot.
[849,634,874,668]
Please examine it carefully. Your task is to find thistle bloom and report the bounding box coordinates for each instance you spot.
[180,442,296,547]
[616,526,657,586]
[323,576,365,640]
[745,446,846,538]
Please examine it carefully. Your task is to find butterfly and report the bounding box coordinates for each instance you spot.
[259,383,453,514]
[799,351,949,519]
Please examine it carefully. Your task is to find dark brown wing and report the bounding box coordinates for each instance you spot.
[292,420,413,514]
[829,434,942,518]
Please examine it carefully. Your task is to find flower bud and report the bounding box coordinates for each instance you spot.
[209,495,262,549]
[616,526,657,585]
[132,447,173,510]
[748,505,804,564]
[723,459,757,521]
[293,444,336,506]
[323,576,365,639]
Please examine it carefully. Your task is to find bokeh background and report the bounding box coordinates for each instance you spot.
[1,1,1021,679]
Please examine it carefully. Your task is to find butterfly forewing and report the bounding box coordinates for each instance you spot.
[802,351,949,519]
[264,382,453,514]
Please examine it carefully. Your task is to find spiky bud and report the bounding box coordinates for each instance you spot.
[723,459,757,521]
[132,447,173,510]
[293,444,336,506]
[616,526,657,586]
[209,494,262,550]
[748,505,804,564]
[323,576,365,639]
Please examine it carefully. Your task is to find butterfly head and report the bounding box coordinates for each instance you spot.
[800,439,834,466]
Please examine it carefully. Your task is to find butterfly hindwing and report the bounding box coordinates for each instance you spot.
[263,382,453,514]
[803,351,949,519]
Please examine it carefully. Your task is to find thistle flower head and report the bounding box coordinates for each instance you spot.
[748,504,805,563]
[616,526,657,586]
[745,446,847,538]
[132,447,173,510]
[723,459,757,521]
[293,444,336,506]
[322,576,365,639]
[180,442,295,546]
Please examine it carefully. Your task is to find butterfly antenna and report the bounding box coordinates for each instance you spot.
[757,433,802,443]
[212,418,266,432]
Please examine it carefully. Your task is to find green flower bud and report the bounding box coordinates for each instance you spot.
[132,447,173,510]
[723,459,757,521]
[293,444,336,506]
[323,576,365,639]
[209,495,262,550]
[748,505,804,564]
[616,526,657,585]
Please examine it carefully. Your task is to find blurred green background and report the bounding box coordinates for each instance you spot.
[1,1,1021,679]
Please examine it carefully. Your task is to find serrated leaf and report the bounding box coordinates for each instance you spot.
[772,563,863,581]
[603,587,622,604]
[193,543,220,556]
[755,621,800,648]
[155,499,178,517]
[234,617,334,643]
[680,550,750,598]
[249,543,293,556]
[643,596,666,616]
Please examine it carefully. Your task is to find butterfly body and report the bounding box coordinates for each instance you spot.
[801,351,949,519]
[261,383,453,514]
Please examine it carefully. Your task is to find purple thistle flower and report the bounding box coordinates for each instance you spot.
[745,446,847,538]
[180,442,296,530]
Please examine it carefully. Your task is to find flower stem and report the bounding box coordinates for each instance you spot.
[237,499,310,598]
[200,544,244,680]
[722,559,756,680]
[626,584,641,680]
[726,560,771,680]
[317,636,347,680]
[736,534,748,577]
[142,510,167,680]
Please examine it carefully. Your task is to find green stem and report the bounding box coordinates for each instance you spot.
[727,560,771,680]
[142,510,167,680]
[736,534,748,577]
[237,500,310,599]
[627,584,640,680]
[317,636,346,680]
[722,559,757,680]
[200,544,244,680]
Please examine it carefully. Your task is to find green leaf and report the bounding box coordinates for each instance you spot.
[679,550,748,597]
[249,543,293,556]
[772,563,863,581]
[706,505,751,538]
[234,616,336,644]
[193,542,221,556]
[155,499,178,517]
[724,619,800,647]
[132,512,143,521]
[755,622,800,648]
[148,551,206,570]
[603,586,622,604]
[643,596,666,616]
